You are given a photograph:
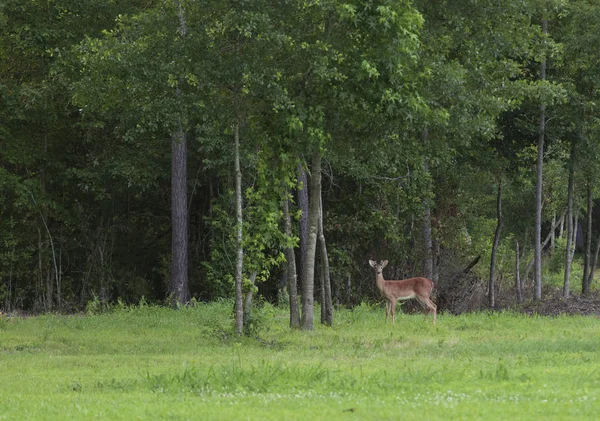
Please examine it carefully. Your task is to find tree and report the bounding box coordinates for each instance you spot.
[0,0,155,311]
[559,0,600,295]
[489,177,503,308]
[300,153,321,330]
[171,0,191,306]
[534,16,548,301]
[318,191,332,326]
[283,190,300,328]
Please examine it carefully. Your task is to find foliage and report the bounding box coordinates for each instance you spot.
[3,0,600,314]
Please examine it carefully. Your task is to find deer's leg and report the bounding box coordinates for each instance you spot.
[384,301,390,323]
[391,300,396,324]
[418,297,437,324]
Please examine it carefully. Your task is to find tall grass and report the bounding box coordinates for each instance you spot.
[0,301,599,420]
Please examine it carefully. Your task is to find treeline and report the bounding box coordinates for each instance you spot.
[2,0,600,329]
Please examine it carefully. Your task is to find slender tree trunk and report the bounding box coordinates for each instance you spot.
[318,191,332,326]
[243,272,257,332]
[29,189,59,310]
[523,215,563,284]
[515,240,523,304]
[572,213,579,259]
[534,19,547,301]
[432,236,440,284]
[587,231,600,292]
[171,1,189,306]
[423,199,433,279]
[559,211,565,238]
[345,274,352,307]
[563,141,575,299]
[297,165,309,294]
[171,123,190,306]
[38,227,52,312]
[422,131,433,279]
[489,178,503,309]
[283,192,300,328]
[234,122,244,335]
[550,212,556,254]
[583,180,593,295]
[320,261,325,324]
[301,152,321,330]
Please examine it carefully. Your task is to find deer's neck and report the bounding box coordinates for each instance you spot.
[375,273,386,292]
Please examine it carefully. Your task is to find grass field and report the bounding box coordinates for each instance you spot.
[1,301,599,420]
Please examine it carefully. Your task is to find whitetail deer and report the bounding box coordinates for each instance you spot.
[369,260,437,324]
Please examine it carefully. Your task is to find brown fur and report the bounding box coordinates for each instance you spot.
[369,260,437,324]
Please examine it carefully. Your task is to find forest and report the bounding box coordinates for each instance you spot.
[2,0,600,332]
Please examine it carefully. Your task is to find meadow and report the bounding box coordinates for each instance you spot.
[1,301,599,420]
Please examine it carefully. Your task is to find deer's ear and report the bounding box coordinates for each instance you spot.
[369,260,376,268]
[381,260,388,268]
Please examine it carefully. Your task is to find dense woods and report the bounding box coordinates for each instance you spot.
[2,0,600,328]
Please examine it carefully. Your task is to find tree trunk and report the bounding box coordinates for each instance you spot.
[583,180,593,295]
[489,178,503,309]
[243,272,257,333]
[345,274,352,307]
[297,165,309,296]
[563,141,575,299]
[550,212,556,254]
[523,215,562,284]
[534,18,547,301]
[558,210,566,238]
[432,239,440,284]
[572,213,579,259]
[587,231,600,292]
[283,192,300,328]
[171,1,190,307]
[423,199,433,279]
[300,152,321,330]
[515,240,523,304]
[318,191,332,326]
[171,123,190,306]
[234,122,244,335]
[421,129,433,279]
[463,255,481,273]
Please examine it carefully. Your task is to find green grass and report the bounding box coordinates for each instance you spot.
[1,302,599,420]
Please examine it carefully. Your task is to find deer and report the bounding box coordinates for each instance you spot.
[369,260,437,324]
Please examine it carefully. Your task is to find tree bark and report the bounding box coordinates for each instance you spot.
[534,18,547,301]
[432,238,440,284]
[301,152,321,330]
[515,240,523,304]
[297,165,309,294]
[559,211,565,238]
[171,122,190,306]
[550,212,556,254]
[463,255,481,273]
[171,0,190,307]
[563,140,575,299]
[318,191,332,326]
[489,178,503,309]
[234,122,244,334]
[422,131,433,279]
[587,231,600,293]
[243,271,257,332]
[283,192,300,328]
[345,274,352,307]
[583,180,593,295]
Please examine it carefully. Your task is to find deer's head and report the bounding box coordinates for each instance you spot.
[369,260,388,275]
